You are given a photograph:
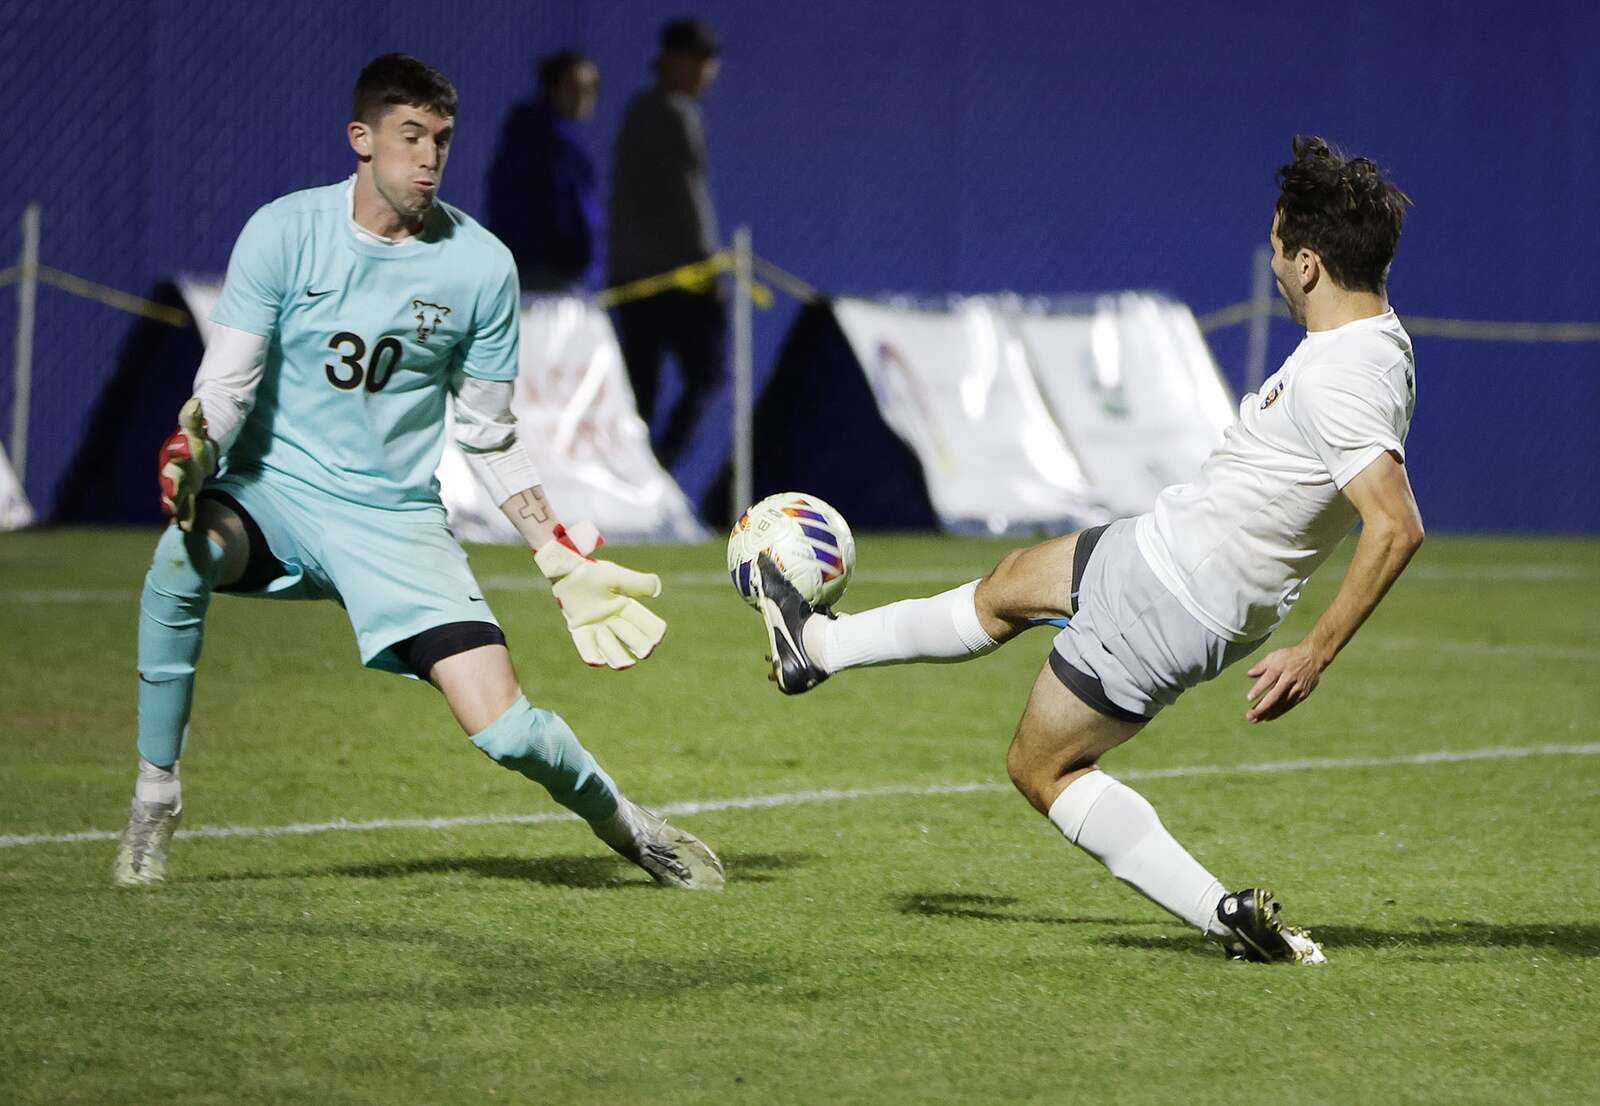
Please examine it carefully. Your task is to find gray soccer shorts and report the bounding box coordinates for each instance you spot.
[1049,517,1267,723]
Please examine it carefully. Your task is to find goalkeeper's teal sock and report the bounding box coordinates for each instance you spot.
[470,695,621,823]
[136,526,225,769]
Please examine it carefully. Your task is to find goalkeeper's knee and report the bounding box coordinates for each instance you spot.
[470,695,620,822]
[137,525,226,768]
[139,525,227,677]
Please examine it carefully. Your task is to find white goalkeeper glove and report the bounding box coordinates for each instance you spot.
[534,524,667,670]
[157,397,217,532]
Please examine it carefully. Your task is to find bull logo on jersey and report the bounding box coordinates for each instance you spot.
[411,300,452,344]
[1259,381,1284,410]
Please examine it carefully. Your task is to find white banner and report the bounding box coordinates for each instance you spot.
[177,281,703,544]
[0,441,34,530]
[439,296,704,543]
[832,293,1233,533]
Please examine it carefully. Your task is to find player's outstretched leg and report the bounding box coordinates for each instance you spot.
[468,695,723,890]
[752,553,1002,694]
[1009,665,1326,964]
[753,532,1086,694]
[115,516,240,887]
[433,646,722,890]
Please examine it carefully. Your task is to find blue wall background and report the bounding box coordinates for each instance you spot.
[3,0,1597,530]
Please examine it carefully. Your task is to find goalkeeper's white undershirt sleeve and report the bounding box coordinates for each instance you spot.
[451,371,540,506]
[191,324,268,451]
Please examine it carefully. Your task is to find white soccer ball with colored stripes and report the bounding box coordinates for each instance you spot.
[728,492,856,611]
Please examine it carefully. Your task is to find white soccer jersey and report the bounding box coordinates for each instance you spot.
[1135,309,1415,642]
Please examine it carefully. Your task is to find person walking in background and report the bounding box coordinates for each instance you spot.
[608,17,725,471]
[487,50,602,292]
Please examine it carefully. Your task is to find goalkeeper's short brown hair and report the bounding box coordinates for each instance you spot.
[352,54,458,125]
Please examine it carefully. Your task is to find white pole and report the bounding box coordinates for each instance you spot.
[731,225,754,519]
[10,202,40,488]
[1243,244,1273,394]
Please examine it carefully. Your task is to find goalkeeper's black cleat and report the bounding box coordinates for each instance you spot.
[752,552,829,695]
[1215,888,1327,965]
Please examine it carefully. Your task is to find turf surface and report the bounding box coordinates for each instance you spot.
[2,529,1597,1104]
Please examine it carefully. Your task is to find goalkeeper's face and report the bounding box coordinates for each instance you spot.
[363,105,453,221]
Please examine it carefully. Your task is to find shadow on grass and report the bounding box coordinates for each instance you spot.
[179,917,823,1007]
[1103,921,1600,959]
[1313,922,1600,957]
[199,851,809,890]
[897,891,1156,927]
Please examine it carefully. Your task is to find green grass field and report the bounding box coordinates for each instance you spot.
[2,528,1597,1104]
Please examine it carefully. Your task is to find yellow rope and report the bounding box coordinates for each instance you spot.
[1399,317,1600,342]
[3,250,797,327]
[1197,297,1600,343]
[752,255,822,303]
[595,253,730,306]
[10,251,1597,344]
[1195,299,1289,331]
[594,252,773,308]
[35,265,190,327]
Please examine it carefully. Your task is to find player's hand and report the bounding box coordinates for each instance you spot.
[535,528,667,670]
[158,397,217,532]
[1244,642,1328,723]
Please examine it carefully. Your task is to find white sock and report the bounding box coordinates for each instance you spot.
[1048,771,1230,937]
[134,757,181,806]
[804,579,997,673]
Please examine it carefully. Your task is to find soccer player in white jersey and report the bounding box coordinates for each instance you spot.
[113,55,722,891]
[753,137,1419,962]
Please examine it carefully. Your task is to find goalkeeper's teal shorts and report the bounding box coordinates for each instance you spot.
[200,470,501,677]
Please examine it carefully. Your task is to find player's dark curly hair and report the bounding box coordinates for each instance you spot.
[352,54,458,124]
[1274,136,1411,293]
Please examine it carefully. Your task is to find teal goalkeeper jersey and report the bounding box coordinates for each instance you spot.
[211,180,520,510]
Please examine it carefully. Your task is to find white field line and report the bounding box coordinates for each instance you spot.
[4,560,1595,606]
[4,741,1598,852]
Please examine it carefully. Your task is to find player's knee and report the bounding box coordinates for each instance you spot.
[1008,716,1105,813]
[139,527,223,684]
[145,525,227,599]
[468,695,616,819]
[976,548,1033,634]
[985,547,1028,589]
[469,695,576,773]
[1005,733,1032,795]
[1006,727,1052,812]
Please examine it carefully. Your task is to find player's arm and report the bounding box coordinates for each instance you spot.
[158,326,268,529]
[1245,450,1424,722]
[451,373,666,670]
[162,204,286,529]
[191,325,268,452]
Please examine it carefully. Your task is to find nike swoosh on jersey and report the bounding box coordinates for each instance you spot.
[306,288,337,298]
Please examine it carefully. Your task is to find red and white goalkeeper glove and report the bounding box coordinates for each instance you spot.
[535,523,667,670]
[157,397,217,532]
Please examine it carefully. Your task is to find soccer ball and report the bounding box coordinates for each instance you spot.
[727,492,856,610]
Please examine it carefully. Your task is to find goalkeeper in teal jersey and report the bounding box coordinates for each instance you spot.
[115,54,722,890]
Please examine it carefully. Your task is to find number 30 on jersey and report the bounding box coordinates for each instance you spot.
[325,332,402,393]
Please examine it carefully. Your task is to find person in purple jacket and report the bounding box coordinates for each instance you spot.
[487,50,603,293]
